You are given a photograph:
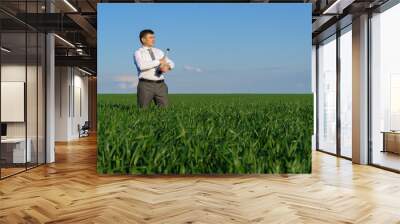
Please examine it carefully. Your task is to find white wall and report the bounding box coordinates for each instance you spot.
[1,65,26,133]
[55,67,89,141]
[55,66,70,141]
[1,65,41,137]
[70,72,89,138]
[1,63,46,164]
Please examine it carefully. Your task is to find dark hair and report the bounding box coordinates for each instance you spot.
[139,29,154,44]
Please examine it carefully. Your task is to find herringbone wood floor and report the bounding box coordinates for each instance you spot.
[1,135,400,224]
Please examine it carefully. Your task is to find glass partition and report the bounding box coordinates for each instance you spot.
[27,30,38,169]
[317,35,337,154]
[339,26,352,158]
[1,30,28,177]
[38,32,46,165]
[0,1,46,179]
[370,3,400,171]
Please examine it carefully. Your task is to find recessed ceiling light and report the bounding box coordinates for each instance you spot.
[63,0,78,12]
[54,34,75,48]
[1,47,11,53]
[323,0,354,15]
[78,67,93,76]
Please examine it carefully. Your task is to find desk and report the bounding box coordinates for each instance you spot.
[382,131,400,154]
[1,138,31,163]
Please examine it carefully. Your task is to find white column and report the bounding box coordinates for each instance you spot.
[46,33,55,163]
[352,14,369,164]
[46,0,55,163]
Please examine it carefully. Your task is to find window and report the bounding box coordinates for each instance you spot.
[317,35,337,154]
[0,1,46,179]
[339,26,352,158]
[370,2,400,171]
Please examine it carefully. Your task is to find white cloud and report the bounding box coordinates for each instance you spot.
[113,75,138,90]
[183,65,203,73]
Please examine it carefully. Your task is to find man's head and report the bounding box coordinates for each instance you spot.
[139,29,155,47]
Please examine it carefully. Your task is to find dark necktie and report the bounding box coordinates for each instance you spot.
[148,48,161,76]
[148,48,156,60]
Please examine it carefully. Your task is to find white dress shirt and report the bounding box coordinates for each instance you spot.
[134,46,175,81]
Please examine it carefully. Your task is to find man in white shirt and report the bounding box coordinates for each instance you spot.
[134,29,175,108]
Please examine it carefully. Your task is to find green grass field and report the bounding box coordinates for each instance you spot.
[97,94,313,174]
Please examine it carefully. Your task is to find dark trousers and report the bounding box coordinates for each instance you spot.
[137,80,169,108]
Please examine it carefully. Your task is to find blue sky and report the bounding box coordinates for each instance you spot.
[98,3,311,93]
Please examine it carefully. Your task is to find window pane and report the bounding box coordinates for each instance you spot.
[340,27,352,158]
[371,3,400,171]
[38,32,46,165]
[27,31,38,169]
[1,31,27,177]
[318,35,337,154]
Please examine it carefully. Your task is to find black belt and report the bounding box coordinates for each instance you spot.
[139,78,164,83]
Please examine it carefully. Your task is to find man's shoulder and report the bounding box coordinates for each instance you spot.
[135,47,145,54]
[134,47,162,55]
[156,48,166,57]
[152,47,162,52]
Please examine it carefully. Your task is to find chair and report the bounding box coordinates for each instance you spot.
[78,121,90,138]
